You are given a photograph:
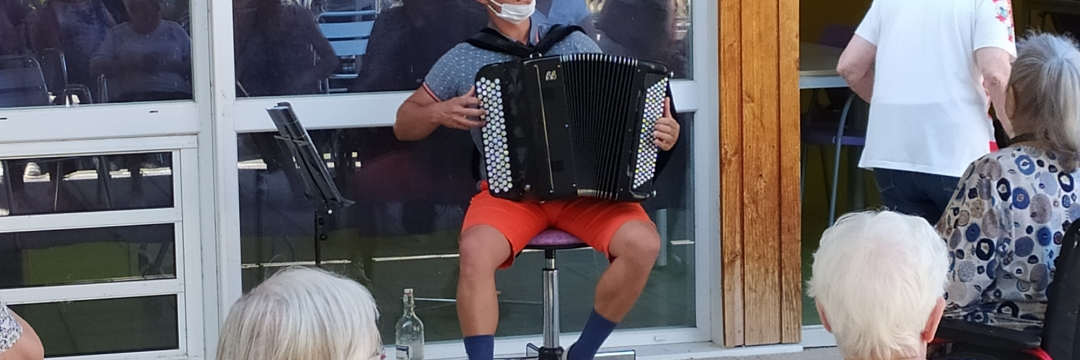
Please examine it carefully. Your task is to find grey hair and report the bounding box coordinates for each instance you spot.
[807,210,948,360]
[216,267,382,360]
[1009,32,1080,172]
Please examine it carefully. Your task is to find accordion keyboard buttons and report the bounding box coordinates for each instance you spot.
[476,77,514,194]
[633,78,669,189]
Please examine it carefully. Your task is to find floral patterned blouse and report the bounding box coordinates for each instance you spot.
[0,301,22,353]
[936,145,1080,333]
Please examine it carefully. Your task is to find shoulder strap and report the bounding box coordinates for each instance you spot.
[465,24,585,58]
[532,24,584,56]
[466,27,533,58]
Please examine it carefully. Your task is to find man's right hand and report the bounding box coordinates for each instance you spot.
[434,87,487,130]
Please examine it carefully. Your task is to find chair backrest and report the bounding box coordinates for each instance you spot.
[0,55,51,108]
[317,10,377,57]
[37,48,69,95]
[1041,219,1080,359]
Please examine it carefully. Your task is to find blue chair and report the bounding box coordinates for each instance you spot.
[800,24,867,226]
[316,10,377,93]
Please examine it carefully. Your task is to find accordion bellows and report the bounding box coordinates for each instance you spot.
[475,53,670,202]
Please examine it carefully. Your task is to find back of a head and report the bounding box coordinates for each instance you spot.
[807,211,948,360]
[1009,32,1080,172]
[216,267,382,360]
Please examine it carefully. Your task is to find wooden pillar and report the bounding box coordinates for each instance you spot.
[719,0,802,347]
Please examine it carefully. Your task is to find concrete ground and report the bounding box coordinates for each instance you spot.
[707,347,841,360]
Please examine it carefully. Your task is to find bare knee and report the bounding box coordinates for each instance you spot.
[458,226,512,278]
[610,221,661,266]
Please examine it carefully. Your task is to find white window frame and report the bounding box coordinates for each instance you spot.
[210,0,721,358]
[0,136,206,360]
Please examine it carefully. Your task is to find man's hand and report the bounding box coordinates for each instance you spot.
[434,86,487,130]
[654,98,679,151]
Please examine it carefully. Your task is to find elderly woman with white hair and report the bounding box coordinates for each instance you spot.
[216,267,383,360]
[935,32,1080,334]
[808,210,949,360]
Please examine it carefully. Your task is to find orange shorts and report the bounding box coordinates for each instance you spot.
[461,181,656,268]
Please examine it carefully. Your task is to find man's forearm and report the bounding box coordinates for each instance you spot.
[394,101,440,141]
[846,69,874,103]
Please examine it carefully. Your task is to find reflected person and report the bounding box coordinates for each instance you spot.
[90,0,192,102]
[233,0,337,97]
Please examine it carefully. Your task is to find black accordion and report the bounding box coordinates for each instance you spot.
[474,53,670,202]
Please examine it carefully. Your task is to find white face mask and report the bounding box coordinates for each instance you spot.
[487,0,535,24]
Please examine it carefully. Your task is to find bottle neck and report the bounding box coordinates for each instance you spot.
[403,294,416,316]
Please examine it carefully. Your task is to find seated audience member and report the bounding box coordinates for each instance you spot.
[90,0,192,102]
[936,32,1080,333]
[0,300,44,360]
[808,210,949,360]
[216,267,382,360]
[350,0,487,93]
[29,0,117,91]
[0,6,21,55]
[594,0,686,78]
[233,0,337,97]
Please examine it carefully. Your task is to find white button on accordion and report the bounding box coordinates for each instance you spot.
[475,53,670,202]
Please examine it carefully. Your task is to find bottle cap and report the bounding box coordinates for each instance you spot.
[404,288,413,295]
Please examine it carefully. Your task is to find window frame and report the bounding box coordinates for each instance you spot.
[212,0,722,357]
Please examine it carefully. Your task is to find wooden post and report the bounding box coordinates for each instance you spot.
[720,0,802,346]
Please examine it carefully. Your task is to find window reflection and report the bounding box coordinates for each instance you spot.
[238,113,694,343]
[233,0,337,97]
[0,152,174,216]
[0,0,192,108]
[235,0,691,98]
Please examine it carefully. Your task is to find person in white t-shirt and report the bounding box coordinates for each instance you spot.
[837,0,1017,224]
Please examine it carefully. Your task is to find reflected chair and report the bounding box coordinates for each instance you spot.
[0,55,51,108]
[37,49,94,105]
[508,230,636,360]
[930,220,1080,360]
[800,24,867,226]
[316,10,377,93]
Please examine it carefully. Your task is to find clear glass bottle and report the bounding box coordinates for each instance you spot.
[395,288,424,360]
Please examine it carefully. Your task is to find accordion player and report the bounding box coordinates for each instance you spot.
[474,53,671,203]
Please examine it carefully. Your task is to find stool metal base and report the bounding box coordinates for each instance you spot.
[494,343,635,360]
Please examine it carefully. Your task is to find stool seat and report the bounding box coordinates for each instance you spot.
[525,229,589,250]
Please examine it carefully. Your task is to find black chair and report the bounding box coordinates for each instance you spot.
[931,220,1080,360]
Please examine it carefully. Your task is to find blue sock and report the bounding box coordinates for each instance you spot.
[567,310,618,360]
[464,335,495,360]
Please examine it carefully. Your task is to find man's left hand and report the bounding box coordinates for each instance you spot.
[654,97,679,151]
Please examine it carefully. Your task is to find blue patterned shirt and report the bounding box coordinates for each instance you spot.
[937,145,1080,332]
[0,301,22,353]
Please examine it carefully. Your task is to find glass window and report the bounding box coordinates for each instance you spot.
[9,295,180,357]
[0,224,176,289]
[232,0,691,98]
[237,112,695,343]
[0,0,193,108]
[0,151,174,216]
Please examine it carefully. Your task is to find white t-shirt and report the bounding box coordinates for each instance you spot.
[855,0,1017,177]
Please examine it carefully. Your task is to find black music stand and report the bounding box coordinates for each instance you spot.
[266,102,354,266]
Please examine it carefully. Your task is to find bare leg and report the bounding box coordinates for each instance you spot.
[457,224,513,336]
[594,220,661,322]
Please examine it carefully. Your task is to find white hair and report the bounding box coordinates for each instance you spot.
[806,210,948,360]
[216,267,382,360]
[1009,32,1080,172]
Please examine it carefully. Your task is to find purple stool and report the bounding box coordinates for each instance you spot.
[520,230,635,360]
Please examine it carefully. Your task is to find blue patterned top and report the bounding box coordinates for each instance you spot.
[0,301,22,353]
[937,145,1080,332]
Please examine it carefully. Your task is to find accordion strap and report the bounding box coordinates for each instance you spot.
[466,24,585,58]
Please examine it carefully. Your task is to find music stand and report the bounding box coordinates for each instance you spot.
[266,102,354,266]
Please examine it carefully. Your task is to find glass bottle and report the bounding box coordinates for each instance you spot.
[395,288,424,360]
